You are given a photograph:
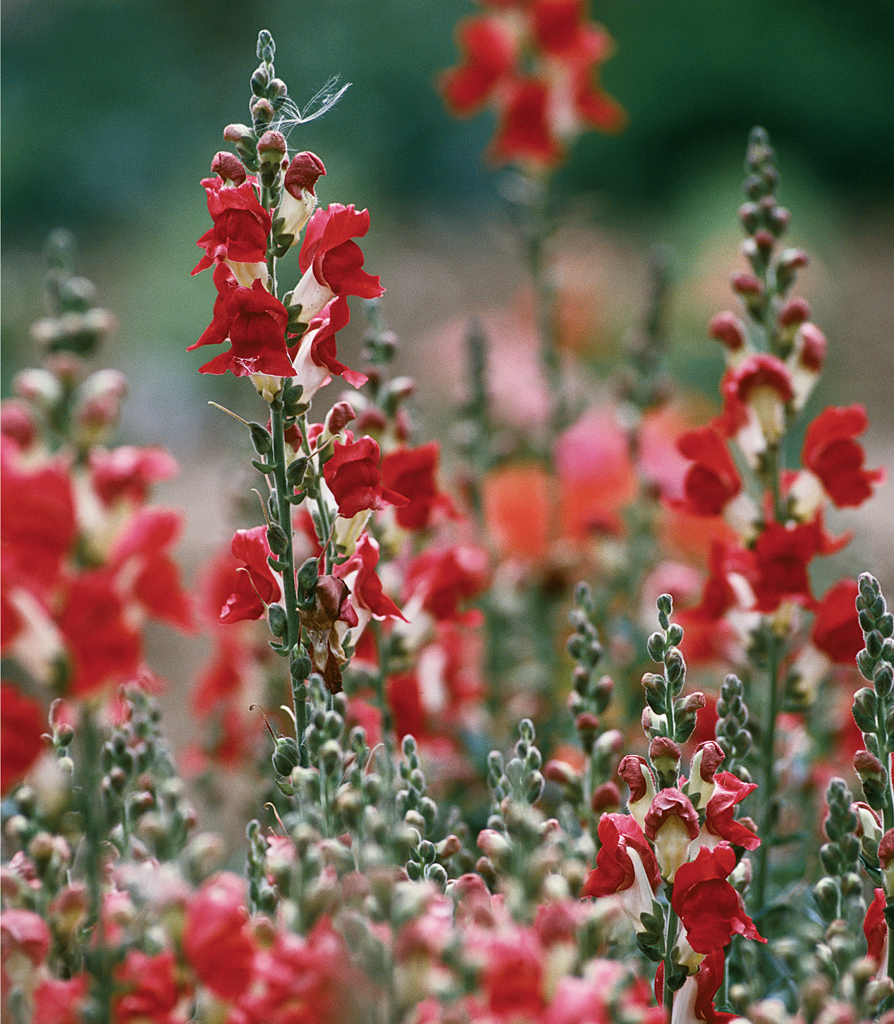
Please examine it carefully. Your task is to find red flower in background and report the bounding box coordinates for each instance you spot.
[220,526,281,623]
[189,267,293,377]
[89,446,179,507]
[323,437,408,519]
[192,177,271,275]
[380,442,456,531]
[404,545,489,624]
[1,683,46,793]
[802,405,885,508]
[182,872,256,1001]
[811,578,863,664]
[440,0,625,169]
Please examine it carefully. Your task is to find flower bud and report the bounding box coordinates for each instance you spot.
[210,151,247,185]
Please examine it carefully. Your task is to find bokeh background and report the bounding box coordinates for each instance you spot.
[3,0,893,665]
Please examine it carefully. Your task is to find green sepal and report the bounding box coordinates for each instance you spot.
[251,459,277,474]
[267,555,289,572]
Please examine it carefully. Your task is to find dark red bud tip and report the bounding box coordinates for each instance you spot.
[284,151,327,198]
[708,311,745,350]
[258,130,287,156]
[210,151,247,185]
[778,297,811,328]
[325,401,356,436]
[591,782,621,814]
[649,735,681,763]
[731,273,763,296]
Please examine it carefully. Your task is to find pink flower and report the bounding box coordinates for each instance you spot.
[189,266,293,377]
[671,843,765,954]
[114,949,183,1023]
[192,177,271,275]
[220,526,282,623]
[32,976,89,1024]
[89,446,179,507]
[323,437,409,519]
[802,405,885,508]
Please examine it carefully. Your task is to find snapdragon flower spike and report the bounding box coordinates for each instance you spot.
[440,0,625,170]
[192,177,271,275]
[290,204,384,324]
[323,436,409,519]
[190,265,293,377]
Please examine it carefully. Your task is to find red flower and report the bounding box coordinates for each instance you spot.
[290,295,368,398]
[864,887,887,969]
[192,177,271,275]
[32,976,89,1024]
[189,267,293,377]
[334,533,407,621]
[291,204,384,323]
[703,772,760,850]
[440,0,624,169]
[403,545,489,624]
[673,427,742,517]
[811,578,863,664]
[0,683,45,794]
[114,949,183,1023]
[580,813,660,898]
[323,437,408,519]
[220,526,282,623]
[109,508,194,632]
[748,515,844,613]
[802,405,885,508]
[716,353,794,445]
[89,445,178,506]
[671,843,765,953]
[58,572,142,696]
[182,872,256,1001]
[380,442,456,531]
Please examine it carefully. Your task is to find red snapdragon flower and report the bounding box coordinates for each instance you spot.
[380,442,457,531]
[864,887,887,970]
[292,204,384,323]
[716,353,794,447]
[703,772,760,850]
[671,843,765,954]
[403,544,489,624]
[192,177,271,275]
[0,683,45,794]
[440,0,625,169]
[643,788,701,881]
[811,578,863,664]
[220,526,282,623]
[580,813,660,898]
[88,446,179,507]
[673,427,742,517]
[290,295,368,399]
[182,872,256,1001]
[323,437,408,519]
[748,514,845,613]
[114,949,183,1024]
[802,405,885,508]
[656,948,736,1024]
[334,533,407,622]
[32,976,89,1024]
[189,265,293,377]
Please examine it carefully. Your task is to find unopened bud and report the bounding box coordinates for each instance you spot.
[210,151,247,185]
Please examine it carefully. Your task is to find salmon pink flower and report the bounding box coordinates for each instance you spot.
[189,266,293,377]
[290,204,384,324]
[192,177,271,275]
[671,842,765,954]
[323,437,408,519]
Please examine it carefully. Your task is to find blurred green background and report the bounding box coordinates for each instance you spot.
[3,0,892,587]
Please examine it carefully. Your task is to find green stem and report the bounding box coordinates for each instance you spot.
[663,901,679,1013]
[752,626,782,917]
[270,397,305,749]
[371,620,396,816]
